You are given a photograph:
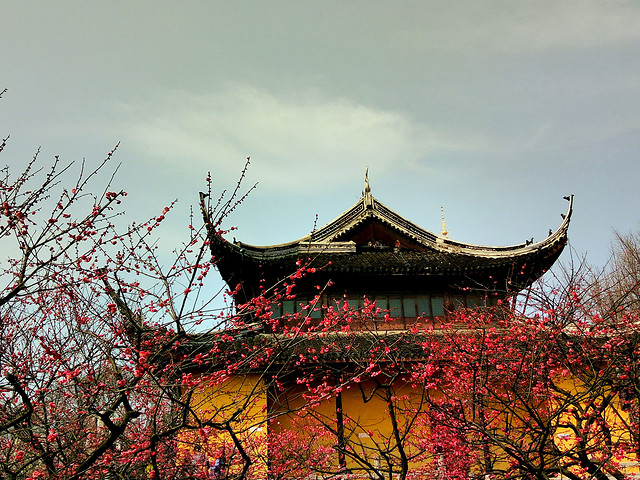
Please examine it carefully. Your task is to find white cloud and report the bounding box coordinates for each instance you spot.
[114,85,472,192]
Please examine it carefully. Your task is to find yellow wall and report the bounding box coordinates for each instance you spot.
[182,372,268,478]
[269,375,438,476]
[551,375,639,478]
[187,369,638,479]
[267,372,639,478]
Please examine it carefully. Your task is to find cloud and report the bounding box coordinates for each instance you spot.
[398,1,640,54]
[114,85,472,192]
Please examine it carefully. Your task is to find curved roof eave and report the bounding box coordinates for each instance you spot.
[434,194,573,258]
[227,194,573,260]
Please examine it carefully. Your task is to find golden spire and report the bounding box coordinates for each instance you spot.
[441,205,448,237]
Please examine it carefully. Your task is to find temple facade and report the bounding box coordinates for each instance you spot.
[192,183,577,479]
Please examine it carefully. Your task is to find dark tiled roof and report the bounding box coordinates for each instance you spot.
[203,191,572,299]
[253,248,561,275]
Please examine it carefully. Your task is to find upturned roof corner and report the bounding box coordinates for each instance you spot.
[202,183,573,302]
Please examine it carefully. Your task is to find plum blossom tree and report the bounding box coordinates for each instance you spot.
[0,103,265,478]
[2,86,639,479]
[0,132,137,478]
[376,248,640,480]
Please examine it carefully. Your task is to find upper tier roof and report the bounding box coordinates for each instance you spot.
[203,185,573,301]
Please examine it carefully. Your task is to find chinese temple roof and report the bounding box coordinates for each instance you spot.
[204,183,573,302]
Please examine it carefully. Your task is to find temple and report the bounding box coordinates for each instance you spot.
[191,182,578,479]
[206,180,572,330]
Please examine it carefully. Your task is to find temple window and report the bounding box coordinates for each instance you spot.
[431,297,444,318]
[403,297,418,318]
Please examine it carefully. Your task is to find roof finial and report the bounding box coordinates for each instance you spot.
[363,167,373,208]
[364,167,371,193]
[441,205,448,238]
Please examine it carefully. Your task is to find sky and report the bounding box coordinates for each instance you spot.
[2,1,640,281]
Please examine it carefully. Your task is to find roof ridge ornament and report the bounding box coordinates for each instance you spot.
[441,205,448,238]
[363,167,374,209]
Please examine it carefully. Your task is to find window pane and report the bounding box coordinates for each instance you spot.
[270,302,282,318]
[375,296,388,318]
[431,296,444,317]
[403,297,417,317]
[283,300,295,315]
[305,296,323,319]
[416,297,430,318]
[388,298,402,317]
[298,300,318,317]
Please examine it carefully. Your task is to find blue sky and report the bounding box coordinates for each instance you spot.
[2,1,640,276]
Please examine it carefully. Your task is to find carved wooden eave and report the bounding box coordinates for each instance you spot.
[203,190,573,302]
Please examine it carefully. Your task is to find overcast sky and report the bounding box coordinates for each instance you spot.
[2,1,640,276]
